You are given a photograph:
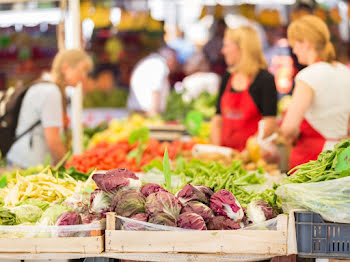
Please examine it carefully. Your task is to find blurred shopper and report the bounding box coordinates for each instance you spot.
[203,19,227,75]
[181,52,220,102]
[281,15,350,169]
[168,28,196,65]
[7,49,92,168]
[210,26,277,151]
[127,47,177,116]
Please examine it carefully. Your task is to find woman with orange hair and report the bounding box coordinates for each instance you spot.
[210,26,277,151]
[281,15,350,169]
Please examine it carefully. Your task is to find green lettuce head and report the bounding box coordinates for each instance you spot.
[0,207,18,225]
[39,205,71,225]
[16,198,50,211]
[11,205,43,224]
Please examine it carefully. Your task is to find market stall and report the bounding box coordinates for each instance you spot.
[1,0,350,261]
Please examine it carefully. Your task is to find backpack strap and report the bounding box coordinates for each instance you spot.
[14,119,41,142]
[12,79,53,143]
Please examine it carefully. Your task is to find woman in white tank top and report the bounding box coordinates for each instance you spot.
[281,15,350,169]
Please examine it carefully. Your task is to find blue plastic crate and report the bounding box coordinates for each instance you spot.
[295,211,350,258]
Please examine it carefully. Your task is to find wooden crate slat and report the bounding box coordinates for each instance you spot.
[0,236,104,254]
[105,213,288,255]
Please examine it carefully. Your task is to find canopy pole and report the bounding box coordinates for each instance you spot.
[65,0,83,155]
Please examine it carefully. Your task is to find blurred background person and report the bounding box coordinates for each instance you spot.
[203,18,227,75]
[7,49,92,168]
[181,51,220,102]
[281,15,350,169]
[211,26,277,151]
[127,46,177,116]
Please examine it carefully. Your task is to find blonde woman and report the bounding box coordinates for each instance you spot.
[281,15,350,169]
[210,26,277,151]
[7,49,92,168]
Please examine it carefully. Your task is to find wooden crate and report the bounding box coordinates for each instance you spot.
[105,212,288,256]
[0,220,105,254]
[0,235,104,254]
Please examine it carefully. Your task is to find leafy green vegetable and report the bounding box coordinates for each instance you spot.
[39,205,71,225]
[54,151,72,170]
[16,198,50,211]
[162,90,217,122]
[142,159,163,172]
[162,91,193,122]
[0,176,7,189]
[285,139,350,184]
[11,205,43,224]
[144,158,273,208]
[83,88,128,108]
[276,176,350,223]
[0,207,18,225]
[127,127,150,166]
[163,148,171,191]
[192,92,217,119]
[128,127,150,145]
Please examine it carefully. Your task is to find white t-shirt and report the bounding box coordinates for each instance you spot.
[296,62,350,149]
[181,72,220,102]
[7,82,63,168]
[127,54,170,113]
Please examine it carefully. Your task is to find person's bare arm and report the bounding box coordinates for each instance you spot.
[44,127,67,164]
[210,114,222,145]
[281,80,314,144]
[262,116,277,138]
[148,90,161,116]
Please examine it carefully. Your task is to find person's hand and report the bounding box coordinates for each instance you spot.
[260,145,280,164]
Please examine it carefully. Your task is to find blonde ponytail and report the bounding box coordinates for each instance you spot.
[287,15,336,63]
[322,41,336,63]
[50,49,92,146]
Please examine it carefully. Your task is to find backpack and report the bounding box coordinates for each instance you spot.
[0,82,42,156]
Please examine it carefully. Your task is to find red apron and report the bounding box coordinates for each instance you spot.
[220,75,262,151]
[289,119,326,169]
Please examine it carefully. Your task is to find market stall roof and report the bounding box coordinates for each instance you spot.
[0,8,61,26]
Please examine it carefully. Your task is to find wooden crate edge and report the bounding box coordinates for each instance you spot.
[0,235,104,254]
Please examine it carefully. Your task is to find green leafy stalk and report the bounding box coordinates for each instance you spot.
[54,150,72,170]
[163,148,171,191]
[127,127,150,166]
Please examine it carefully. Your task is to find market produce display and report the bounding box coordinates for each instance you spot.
[182,144,280,174]
[0,165,105,231]
[91,168,276,231]
[162,91,217,122]
[285,139,350,183]
[276,139,350,223]
[83,89,128,108]
[0,169,94,208]
[66,139,195,173]
[143,158,280,210]
[88,115,164,148]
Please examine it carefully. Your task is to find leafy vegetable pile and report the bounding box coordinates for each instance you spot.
[143,159,279,209]
[0,167,95,208]
[83,88,128,108]
[285,139,350,184]
[276,139,350,223]
[162,91,217,122]
[91,167,276,231]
